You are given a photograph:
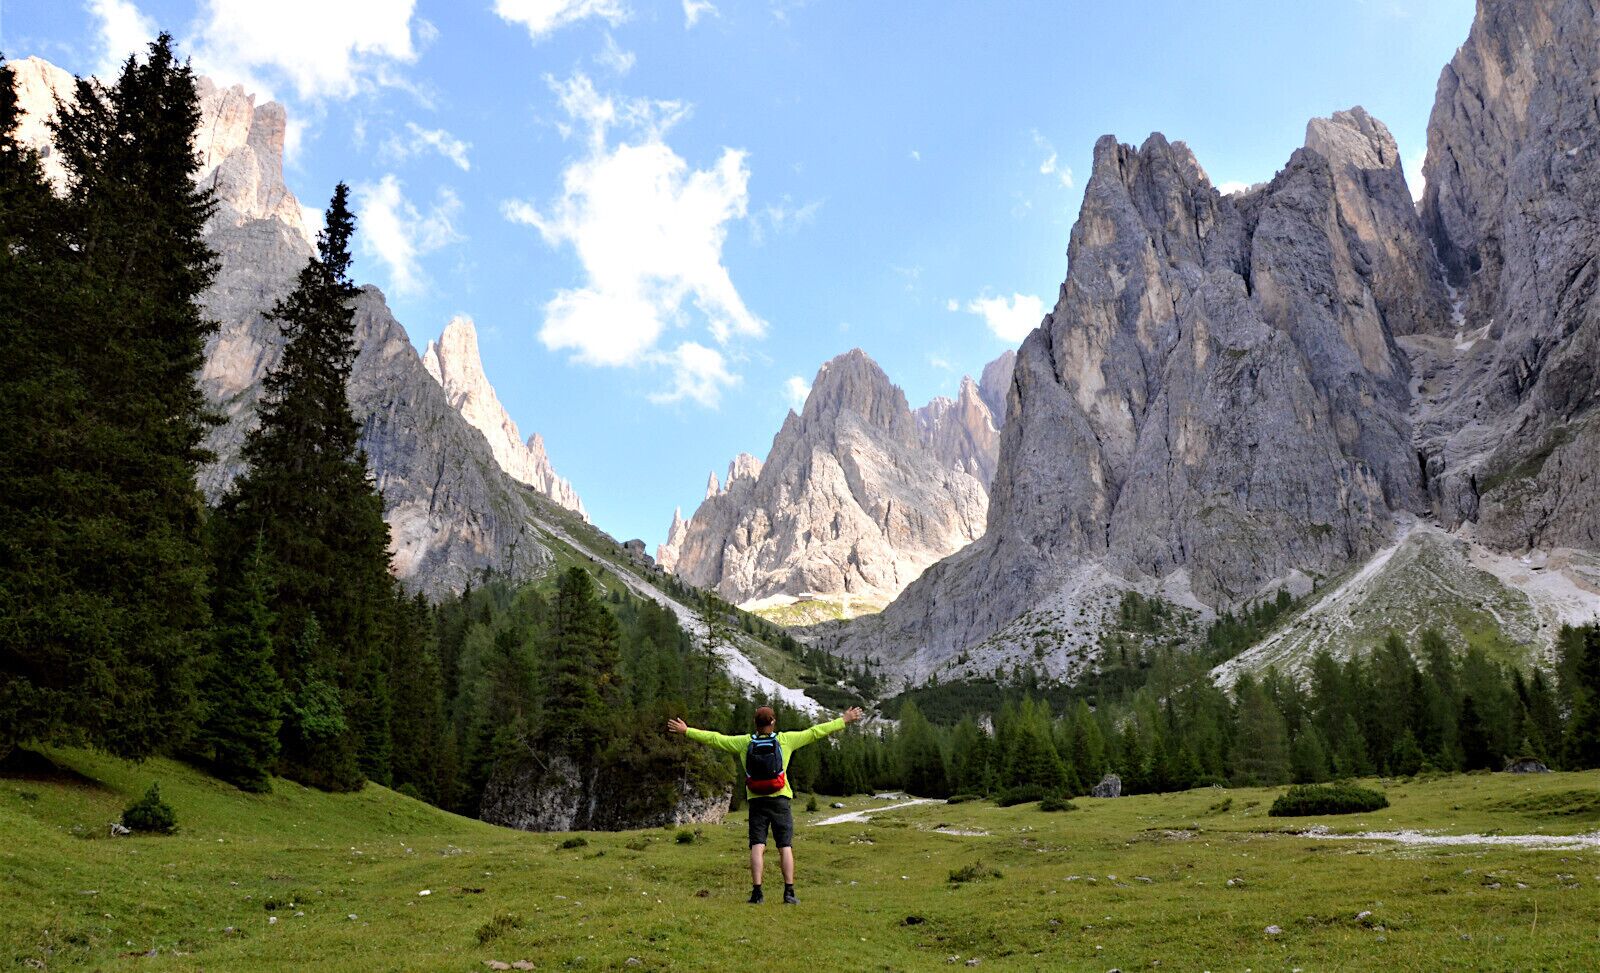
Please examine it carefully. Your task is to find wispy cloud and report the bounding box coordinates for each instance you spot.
[382,121,472,171]
[494,0,626,42]
[751,194,822,243]
[354,175,463,296]
[1032,130,1074,188]
[682,0,717,28]
[595,32,635,74]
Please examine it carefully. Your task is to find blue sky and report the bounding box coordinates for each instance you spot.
[7,0,1476,548]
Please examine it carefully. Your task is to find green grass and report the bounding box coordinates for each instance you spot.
[9,749,1600,970]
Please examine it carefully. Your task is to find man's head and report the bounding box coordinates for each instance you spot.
[754,706,776,733]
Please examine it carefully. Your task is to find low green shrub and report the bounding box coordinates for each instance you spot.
[674,829,698,844]
[560,835,589,849]
[1039,796,1078,812]
[948,861,1003,884]
[806,794,819,813]
[121,783,177,834]
[946,793,982,805]
[1268,782,1389,817]
[475,913,522,945]
[995,786,1049,807]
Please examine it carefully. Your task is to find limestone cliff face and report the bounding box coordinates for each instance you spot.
[832,108,1443,679]
[421,316,587,520]
[14,58,555,597]
[914,375,1002,486]
[656,507,689,572]
[671,350,989,605]
[978,350,1017,424]
[1415,0,1600,553]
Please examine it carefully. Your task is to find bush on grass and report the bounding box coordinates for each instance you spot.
[121,783,177,834]
[1268,782,1389,817]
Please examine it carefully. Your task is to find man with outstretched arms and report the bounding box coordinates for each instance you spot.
[668,705,864,904]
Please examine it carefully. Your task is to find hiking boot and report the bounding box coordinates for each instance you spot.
[783,888,799,905]
[748,887,764,905]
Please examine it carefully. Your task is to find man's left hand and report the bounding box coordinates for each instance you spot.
[842,707,864,724]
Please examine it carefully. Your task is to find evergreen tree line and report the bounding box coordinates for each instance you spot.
[754,626,1600,801]
[427,571,732,816]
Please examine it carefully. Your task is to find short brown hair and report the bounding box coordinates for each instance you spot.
[754,706,776,730]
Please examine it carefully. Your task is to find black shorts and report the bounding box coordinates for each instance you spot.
[747,796,793,848]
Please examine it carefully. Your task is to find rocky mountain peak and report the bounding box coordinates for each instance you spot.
[914,373,1002,486]
[421,315,586,519]
[978,350,1016,422]
[800,349,917,441]
[726,452,763,485]
[657,507,690,573]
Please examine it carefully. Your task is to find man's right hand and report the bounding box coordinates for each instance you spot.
[842,706,864,724]
[666,717,689,735]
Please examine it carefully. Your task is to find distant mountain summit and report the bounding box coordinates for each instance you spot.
[666,348,1010,609]
[422,316,587,520]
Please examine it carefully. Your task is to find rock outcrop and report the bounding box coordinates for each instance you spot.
[13,57,557,597]
[978,349,1017,423]
[481,752,730,832]
[670,350,989,605]
[656,507,690,572]
[1414,0,1600,554]
[914,374,1002,486]
[421,315,587,519]
[829,107,1445,679]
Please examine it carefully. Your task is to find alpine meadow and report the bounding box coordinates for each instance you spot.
[6,0,1600,970]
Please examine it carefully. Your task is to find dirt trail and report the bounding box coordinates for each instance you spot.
[815,799,939,826]
[1304,826,1600,850]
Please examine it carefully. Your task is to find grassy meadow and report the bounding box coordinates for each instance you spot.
[7,748,1600,971]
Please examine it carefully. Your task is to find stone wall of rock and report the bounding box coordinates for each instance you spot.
[480,753,730,832]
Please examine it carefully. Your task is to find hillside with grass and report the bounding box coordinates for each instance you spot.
[9,746,1600,970]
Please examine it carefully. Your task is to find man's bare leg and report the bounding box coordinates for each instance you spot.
[779,847,795,885]
[750,843,765,885]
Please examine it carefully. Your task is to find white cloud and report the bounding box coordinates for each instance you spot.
[782,374,810,409]
[596,33,635,75]
[928,355,953,371]
[908,149,921,162]
[751,194,822,243]
[383,122,472,171]
[191,0,418,101]
[495,0,627,42]
[1216,180,1253,196]
[944,298,959,312]
[1404,147,1427,202]
[1033,131,1074,189]
[504,73,762,406]
[966,292,1045,343]
[86,0,156,77]
[649,343,738,407]
[353,175,463,296]
[683,0,717,27]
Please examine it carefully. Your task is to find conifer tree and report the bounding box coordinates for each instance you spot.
[895,700,949,797]
[1230,676,1290,786]
[540,568,622,758]
[1290,725,1331,783]
[214,184,397,790]
[195,538,283,791]
[0,38,216,759]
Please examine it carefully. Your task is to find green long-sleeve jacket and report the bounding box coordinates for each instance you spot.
[686,718,846,799]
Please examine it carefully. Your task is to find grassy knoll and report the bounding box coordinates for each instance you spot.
[8,749,1600,970]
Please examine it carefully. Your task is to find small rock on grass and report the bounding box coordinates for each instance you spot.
[484,963,510,971]
[1265,925,1283,936]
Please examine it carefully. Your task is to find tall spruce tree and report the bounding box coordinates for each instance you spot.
[0,39,216,759]
[213,184,397,791]
[539,568,622,758]
[195,538,283,791]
